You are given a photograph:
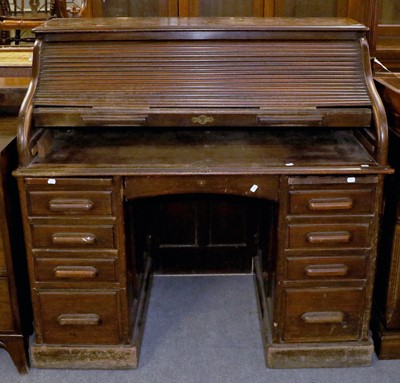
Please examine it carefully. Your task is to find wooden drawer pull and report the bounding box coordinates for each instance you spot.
[81,114,148,127]
[51,233,96,246]
[48,198,94,212]
[304,264,349,277]
[57,313,101,326]
[306,231,352,244]
[307,198,354,211]
[301,311,345,324]
[53,266,98,279]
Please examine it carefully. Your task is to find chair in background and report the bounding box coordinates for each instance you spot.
[0,1,90,45]
[52,0,90,18]
[0,0,51,45]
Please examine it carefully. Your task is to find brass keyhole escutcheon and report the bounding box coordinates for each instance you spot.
[191,115,214,125]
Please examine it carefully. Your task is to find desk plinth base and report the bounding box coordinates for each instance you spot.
[30,343,139,369]
[264,340,374,369]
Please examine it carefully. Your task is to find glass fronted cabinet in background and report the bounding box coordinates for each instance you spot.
[88,0,178,16]
[380,0,400,24]
[373,0,400,70]
[87,0,370,22]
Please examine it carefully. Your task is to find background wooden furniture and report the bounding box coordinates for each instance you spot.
[0,0,51,45]
[361,0,400,362]
[0,47,31,115]
[371,74,400,359]
[52,0,90,18]
[0,117,32,373]
[88,0,371,23]
[14,17,391,369]
[366,0,400,71]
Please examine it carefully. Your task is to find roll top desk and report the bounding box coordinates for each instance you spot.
[14,17,392,369]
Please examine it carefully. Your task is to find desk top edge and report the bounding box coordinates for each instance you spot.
[34,17,368,34]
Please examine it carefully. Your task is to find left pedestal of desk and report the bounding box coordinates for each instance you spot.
[0,118,32,373]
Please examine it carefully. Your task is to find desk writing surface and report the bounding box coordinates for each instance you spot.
[25,128,380,176]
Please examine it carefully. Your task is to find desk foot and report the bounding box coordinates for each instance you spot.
[264,340,374,368]
[0,335,29,373]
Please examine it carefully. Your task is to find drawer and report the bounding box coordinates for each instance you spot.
[35,258,118,282]
[25,177,113,189]
[287,223,370,250]
[37,290,120,344]
[289,189,375,215]
[0,278,14,331]
[31,225,116,249]
[283,287,364,342]
[285,255,367,281]
[28,190,113,216]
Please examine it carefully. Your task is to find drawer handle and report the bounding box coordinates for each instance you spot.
[301,311,345,324]
[49,198,94,212]
[306,231,352,244]
[57,313,101,326]
[53,266,98,279]
[307,198,354,211]
[51,233,96,246]
[304,264,349,277]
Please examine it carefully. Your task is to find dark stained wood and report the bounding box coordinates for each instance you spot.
[371,73,400,359]
[365,0,400,71]
[35,259,118,282]
[131,194,267,274]
[125,175,279,200]
[37,290,121,344]
[0,118,32,373]
[58,0,376,22]
[275,0,348,18]
[17,128,389,176]
[14,18,390,369]
[289,188,375,215]
[283,287,364,342]
[32,38,371,111]
[285,256,368,280]
[0,77,30,115]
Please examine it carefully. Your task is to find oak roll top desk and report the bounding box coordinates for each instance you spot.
[14,17,392,369]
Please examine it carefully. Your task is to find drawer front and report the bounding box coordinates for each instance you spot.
[25,177,113,189]
[28,191,113,216]
[289,189,375,215]
[31,225,116,249]
[285,256,367,281]
[0,278,14,331]
[35,258,118,282]
[287,223,370,250]
[283,287,364,342]
[37,290,120,344]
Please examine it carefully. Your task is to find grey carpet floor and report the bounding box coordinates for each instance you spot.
[1,275,400,383]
